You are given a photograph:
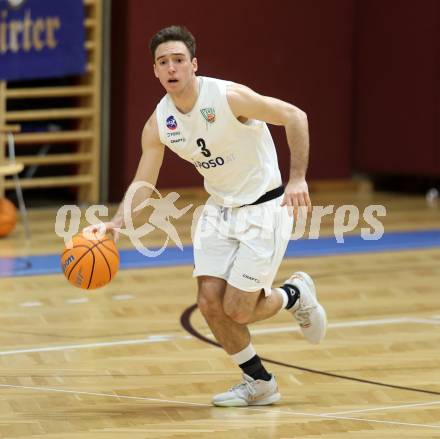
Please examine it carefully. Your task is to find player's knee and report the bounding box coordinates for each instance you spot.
[197,292,221,318]
[223,301,252,325]
[197,282,224,318]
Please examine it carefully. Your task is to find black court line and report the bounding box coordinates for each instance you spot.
[180,304,440,396]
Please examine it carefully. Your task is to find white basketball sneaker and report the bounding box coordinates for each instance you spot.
[212,374,281,407]
[283,271,327,344]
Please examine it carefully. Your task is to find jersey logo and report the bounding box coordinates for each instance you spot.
[200,107,216,123]
[166,115,178,130]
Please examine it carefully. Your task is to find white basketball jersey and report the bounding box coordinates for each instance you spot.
[155,76,282,207]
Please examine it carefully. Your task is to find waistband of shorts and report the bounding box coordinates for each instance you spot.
[240,185,284,207]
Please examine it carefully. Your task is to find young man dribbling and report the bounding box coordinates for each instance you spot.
[92,25,327,407]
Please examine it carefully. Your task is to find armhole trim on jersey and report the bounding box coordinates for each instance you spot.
[155,102,168,146]
[222,82,261,132]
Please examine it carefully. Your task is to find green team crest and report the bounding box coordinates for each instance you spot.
[200,107,216,123]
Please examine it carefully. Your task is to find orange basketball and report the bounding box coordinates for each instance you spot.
[61,233,120,289]
[0,198,17,238]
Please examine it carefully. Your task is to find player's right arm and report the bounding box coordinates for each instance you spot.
[85,111,165,240]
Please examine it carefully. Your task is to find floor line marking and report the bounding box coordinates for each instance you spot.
[66,297,90,304]
[320,399,440,416]
[112,294,135,301]
[0,383,439,430]
[19,301,43,308]
[0,314,438,357]
[238,316,440,337]
[0,335,193,356]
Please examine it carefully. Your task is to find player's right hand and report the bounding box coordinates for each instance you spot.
[83,221,121,242]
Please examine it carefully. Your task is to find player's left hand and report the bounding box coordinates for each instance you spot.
[281,178,312,220]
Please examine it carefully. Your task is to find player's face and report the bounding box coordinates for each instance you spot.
[153,41,198,94]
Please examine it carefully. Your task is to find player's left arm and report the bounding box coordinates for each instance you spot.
[227,83,311,215]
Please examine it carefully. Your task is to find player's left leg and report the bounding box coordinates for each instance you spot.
[212,275,326,406]
[210,285,280,407]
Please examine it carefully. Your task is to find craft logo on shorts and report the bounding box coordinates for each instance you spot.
[242,273,260,283]
[166,115,178,130]
[200,107,216,123]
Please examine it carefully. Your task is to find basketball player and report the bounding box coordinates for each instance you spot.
[93,25,327,406]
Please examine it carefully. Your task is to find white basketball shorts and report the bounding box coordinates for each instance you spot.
[192,195,293,296]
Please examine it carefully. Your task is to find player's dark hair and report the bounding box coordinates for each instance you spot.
[150,25,196,60]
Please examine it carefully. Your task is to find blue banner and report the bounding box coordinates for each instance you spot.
[0,0,86,81]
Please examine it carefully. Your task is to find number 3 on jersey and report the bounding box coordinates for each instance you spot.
[197,138,211,157]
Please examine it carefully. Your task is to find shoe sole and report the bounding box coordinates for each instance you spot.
[212,392,281,407]
[249,392,281,406]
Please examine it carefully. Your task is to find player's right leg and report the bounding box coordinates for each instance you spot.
[197,277,280,407]
[193,201,280,406]
[196,276,251,354]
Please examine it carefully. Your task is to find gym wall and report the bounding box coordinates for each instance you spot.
[109,0,355,200]
[108,0,439,200]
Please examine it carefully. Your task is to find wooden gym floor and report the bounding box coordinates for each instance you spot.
[0,187,439,438]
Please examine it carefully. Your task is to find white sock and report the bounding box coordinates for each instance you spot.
[231,343,256,365]
[275,287,289,309]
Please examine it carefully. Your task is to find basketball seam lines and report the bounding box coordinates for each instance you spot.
[66,247,93,280]
[94,237,118,283]
[86,250,96,290]
[98,240,119,258]
[93,244,112,282]
[65,241,105,280]
[61,245,90,258]
[60,235,110,257]
[62,237,119,288]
